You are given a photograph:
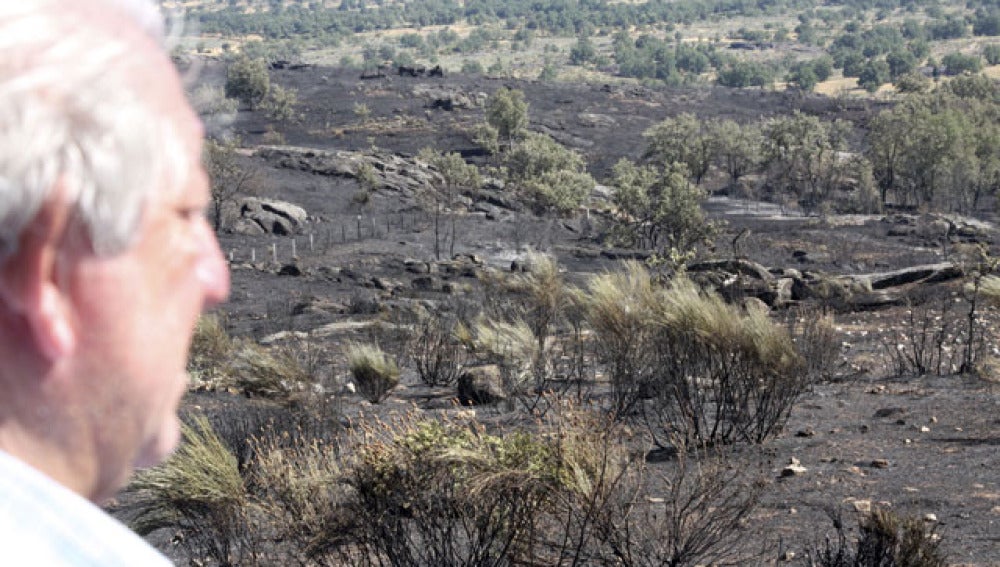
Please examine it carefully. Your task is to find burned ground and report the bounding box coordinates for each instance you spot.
[140,63,999,565]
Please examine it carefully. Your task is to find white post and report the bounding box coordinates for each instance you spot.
[292,238,297,258]
[271,243,277,263]
[229,250,233,262]
[309,233,314,251]
[251,248,256,262]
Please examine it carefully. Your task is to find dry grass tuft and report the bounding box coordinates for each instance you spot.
[584,262,806,446]
[126,414,253,565]
[345,341,400,403]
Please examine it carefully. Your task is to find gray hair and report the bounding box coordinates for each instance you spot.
[0,0,189,260]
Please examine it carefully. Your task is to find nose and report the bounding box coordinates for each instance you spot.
[196,220,230,309]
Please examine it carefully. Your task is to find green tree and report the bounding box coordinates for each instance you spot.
[461,59,484,74]
[505,132,594,216]
[867,92,997,212]
[418,148,482,260]
[260,84,298,122]
[486,87,529,151]
[568,35,596,65]
[707,119,761,188]
[944,75,1000,102]
[610,159,713,257]
[642,113,714,185]
[894,71,931,94]
[942,52,983,75]
[762,112,853,212]
[225,56,270,110]
[858,59,891,92]
[716,59,774,88]
[886,50,917,79]
[984,44,1000,66]
[787,61,818,91]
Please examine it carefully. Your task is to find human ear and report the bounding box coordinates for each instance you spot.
[0,187,77,360]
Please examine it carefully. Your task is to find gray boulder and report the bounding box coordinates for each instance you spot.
[237,197,307,235]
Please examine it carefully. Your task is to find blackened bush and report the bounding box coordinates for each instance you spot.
[807,507,947,567]
[409,312,466,386]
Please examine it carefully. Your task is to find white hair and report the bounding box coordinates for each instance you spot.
[0,0,189,260]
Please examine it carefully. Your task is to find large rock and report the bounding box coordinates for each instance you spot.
[457,365,507,406]
[237,197,308,235]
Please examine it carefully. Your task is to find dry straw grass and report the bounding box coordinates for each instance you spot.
[127,414,253,565]
[345,341,400,403]
[584,261,805,446]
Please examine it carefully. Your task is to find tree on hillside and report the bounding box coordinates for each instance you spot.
[984,44,1000,66]
[858,59,891,92]
[642,113,714,185]
[505,132,594,216]
[486,87,529,151]
[418,148,482,260]
[786,61,819,92]
[941,52,983,75]
[610,158,713,259]
[886,50,917,80]
[225,56,270,110]
[716,59,774,88]
[762,112,853,212]
[569,34,597,66]
[204,138,261,232]
[707,119,761,189]
[866,92,998,212]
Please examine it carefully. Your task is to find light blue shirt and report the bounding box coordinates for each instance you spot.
[0,450,171,566]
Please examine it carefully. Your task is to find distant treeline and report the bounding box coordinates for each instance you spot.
[195,0,1000,40]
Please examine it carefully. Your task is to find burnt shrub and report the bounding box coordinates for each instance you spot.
[806,507,947,567]
[409,311,466,387]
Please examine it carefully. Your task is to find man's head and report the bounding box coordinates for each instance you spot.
[0,0,229,502]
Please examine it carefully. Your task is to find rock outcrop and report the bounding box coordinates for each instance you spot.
[256,145,443,195]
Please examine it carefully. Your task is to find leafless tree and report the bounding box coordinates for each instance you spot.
[205,138,262,232]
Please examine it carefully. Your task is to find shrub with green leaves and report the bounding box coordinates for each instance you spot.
[345,342,400,403]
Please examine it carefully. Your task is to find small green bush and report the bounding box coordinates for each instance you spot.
[345,342,400,403]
